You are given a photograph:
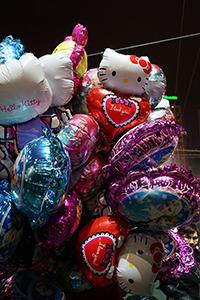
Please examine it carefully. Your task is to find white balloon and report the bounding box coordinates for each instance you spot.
[0,53,52,126]
[98,48,151,96]
[39,51,74,107]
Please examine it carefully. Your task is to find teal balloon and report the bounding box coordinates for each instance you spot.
[11,126,71,229]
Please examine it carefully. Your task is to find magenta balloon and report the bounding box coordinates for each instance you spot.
[34,191,82,250]
[103,120,186,179]
[108,164,200,230]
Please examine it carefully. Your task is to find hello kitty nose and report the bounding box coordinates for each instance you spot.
[123,78,129,83]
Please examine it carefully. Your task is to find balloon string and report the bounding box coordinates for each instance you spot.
[87,32,200,57]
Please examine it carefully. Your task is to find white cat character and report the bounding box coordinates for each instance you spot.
[98,48,151,97]
[116,232,166,297]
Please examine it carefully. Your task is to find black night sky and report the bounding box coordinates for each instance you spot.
[0,0,200,148]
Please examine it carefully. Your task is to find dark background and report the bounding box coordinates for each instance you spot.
[0,0,200,148]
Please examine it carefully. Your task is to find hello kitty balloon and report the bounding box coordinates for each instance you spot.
[116,232,166,297]
[98,48,152,97]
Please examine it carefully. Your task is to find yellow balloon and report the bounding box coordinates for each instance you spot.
[52,40,87,78]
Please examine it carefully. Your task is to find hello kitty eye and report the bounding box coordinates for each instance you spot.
[137,77,142,82]
[112,71,116,76]
[138,249,144,255]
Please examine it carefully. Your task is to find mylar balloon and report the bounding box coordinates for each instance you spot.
[8,270,66,299]
[57,114,99,170]
[108,164,200,230]
[70,68,102,115]
[98,48,151,97]
[35,191,82,251]
[70,153,107,202]
[53,23,88,94]
[0,35,25,64]
[103,120,186,178]
[0,180,25,263]
[39,51,74,107]
[86,87,151,151]
[142,64,167,109]
[11,126,71,229]
[74,215,129,287]
[0,53,52,126]
[157,229,196,282]
[148,98,176,123]
[116,232,166,297]
[11,221,44,268]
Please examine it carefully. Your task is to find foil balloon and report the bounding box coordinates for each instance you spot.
[148,98,176,123]
[70,68,102,115]
[34,191,82,251]
[53,23,88,94]
[116,232,166,297]
[0,180,25,262]
[7,269,66,299]
[11,221,44,268]
[103,120,186,178]
[142,64,167,109]
[83,190,115,218]
[0,143,15,180]
[157,229,196,281]
[0,35,25,64]
[11,126,71,229]
[39,51,74,107]
[0,53,52,126]
[108,164,200,230]
[70,153,107,202]
[74,215,129,287]
[57,114,99,170]
[46,241,93,293]
[98,48,152,96]
[86,87,151,151]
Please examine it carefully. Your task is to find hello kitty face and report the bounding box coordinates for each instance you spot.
[98,48,151,97]
[116,233,165,296]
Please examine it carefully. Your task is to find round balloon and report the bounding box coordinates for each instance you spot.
[70,68,102,115]
[74,215,129,287]
[108,164,200,230]
[0,180,25,263]
[116,232,166,297]
[103,120,186,178]
[0,35,25,64]
[39,51,74,107]
[57,114,99,170]
[8,269,66,299]
[148,98,176,123]
[0,53,52,126]
[34,191,82,250]
[142,64,167,109]
[11,221,44,268]
[86,87,151,151]
[98,48,151,97]
[70,153,107,202]
[11,126,71,229]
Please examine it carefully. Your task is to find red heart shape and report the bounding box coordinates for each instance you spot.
[74,215,129,287]
[86,88,151,150]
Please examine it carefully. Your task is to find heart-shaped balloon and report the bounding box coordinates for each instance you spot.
[74,215,129,287]
[86,87,151,151]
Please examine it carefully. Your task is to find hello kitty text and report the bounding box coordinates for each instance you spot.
[0,99,41,113]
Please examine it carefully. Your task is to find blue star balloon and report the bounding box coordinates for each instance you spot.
[11,126,71,229]
[0,35,25,64]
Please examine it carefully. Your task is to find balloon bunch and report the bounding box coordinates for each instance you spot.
[0,23,200,299]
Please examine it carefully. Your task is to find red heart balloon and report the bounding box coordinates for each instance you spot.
[74,215,129,287]
[86,87,151,151]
